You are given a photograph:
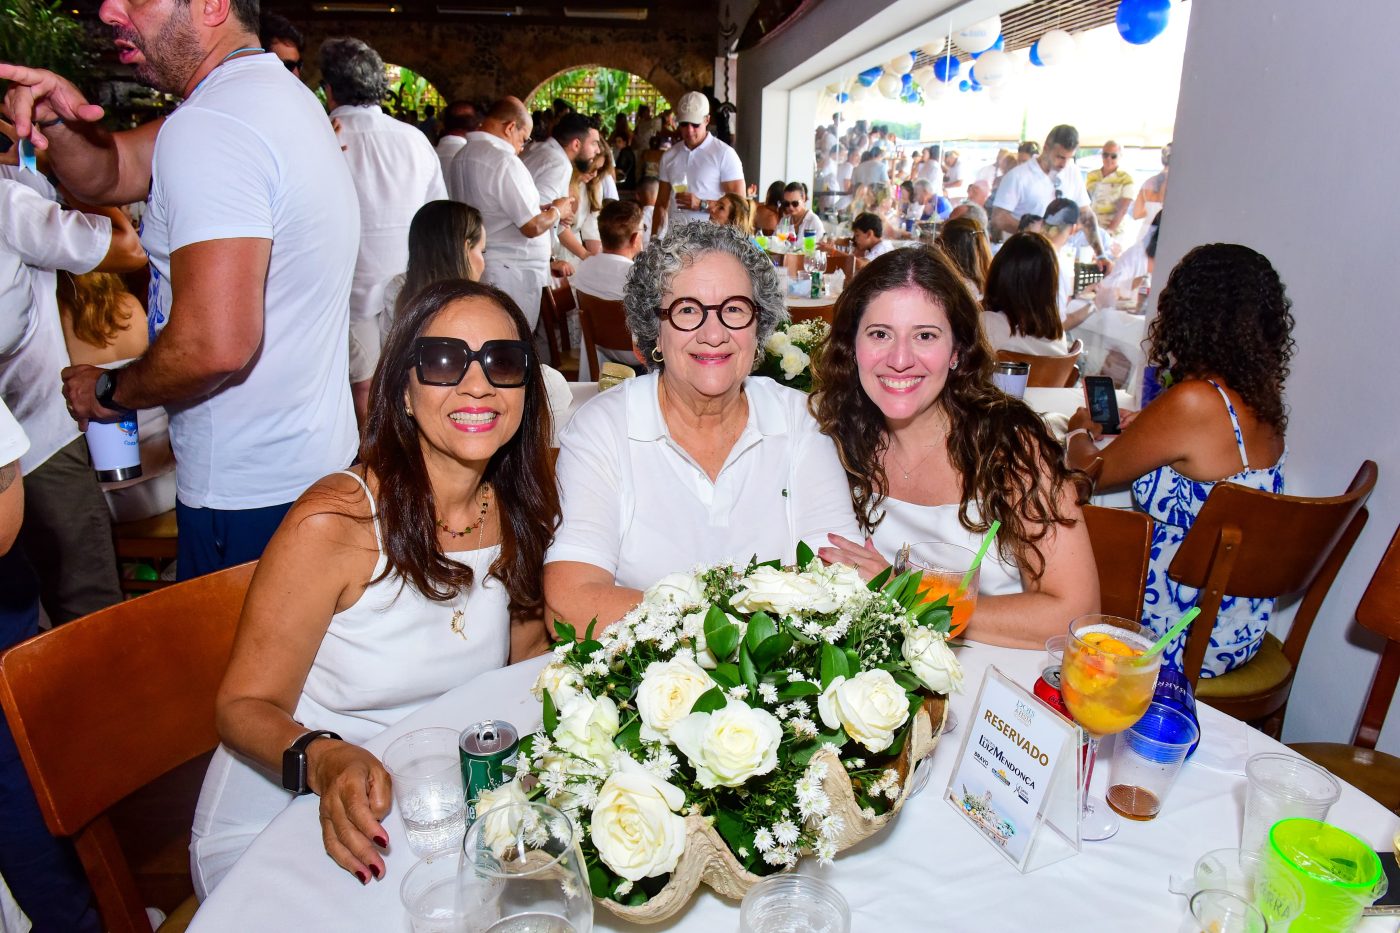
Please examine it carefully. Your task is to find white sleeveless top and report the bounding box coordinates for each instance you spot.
[191,470,511,897]
[869,496,1024,597]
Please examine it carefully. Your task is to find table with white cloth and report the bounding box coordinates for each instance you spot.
[188,643,1400,933]
[1070,306,1150,400]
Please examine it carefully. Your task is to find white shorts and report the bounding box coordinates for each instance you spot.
[482,258,548,330]
[347,316,383,384]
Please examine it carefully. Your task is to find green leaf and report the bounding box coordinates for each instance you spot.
[754,557,783,570]
[713,808,751,862]
[820,643,848,688]
[778,679,821,699]
[888,669,921,692]
[585,618,598,642]
[690,686,728,714]
[796,540,815,567]
[792,727,847,766]
[739,643,758,694]
[552,619,576,644]
[614,717,642,751]
[589,863,612,898]
[704,606,741,662]
[868,566,893,591]
[745,612,777,653]
[750,632,794,671]
[710,663,741,689]
[542,689,559,734]
[845,647,861,674]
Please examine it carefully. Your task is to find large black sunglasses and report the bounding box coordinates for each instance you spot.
[656,296,758,332]
[412,338,532,388]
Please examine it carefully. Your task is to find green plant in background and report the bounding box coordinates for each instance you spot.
[527,66,666,131]
[383,65,445,119]
[0,0,93,89]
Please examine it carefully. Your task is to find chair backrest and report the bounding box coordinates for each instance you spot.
[1353,521,1400,749]
[575,292,633,370]
[788,302,836,325]
[824,251,856,278]
[996,338,1084,388]
[0,561,256,933]
[536,287,562,369]
[1169,460,1378,685]
[1083,505,1153,622]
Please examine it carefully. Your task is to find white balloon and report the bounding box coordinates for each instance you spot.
[849,83,870,102]
[887,55,913,75]
[970,48,1012,87]
[877,72,903,98]
[953,15,1001,55]
[825,83,839,96]
[911,66,934,87]
[919,37,947,59]
[1036,29,1075,67]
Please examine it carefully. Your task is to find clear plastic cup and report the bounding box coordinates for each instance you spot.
[740,875,850,933]
[1177,889,1268,933]
[1261,818,1388,932]
[1169,847,1304,930]
[384,727,467,856]
[1106,701,1197,821]
[1241,753,1341,858]
[399,852,462,933]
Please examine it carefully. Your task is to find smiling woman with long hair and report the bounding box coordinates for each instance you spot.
[193,280,559,895]
[811,247,1098,648]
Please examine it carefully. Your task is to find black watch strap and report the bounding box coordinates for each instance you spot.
[281,729,341,795]
[95,368,121,410]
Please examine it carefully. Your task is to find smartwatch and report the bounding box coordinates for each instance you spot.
[699,199,710,211]
[281,729,341,795]
[94,368,121,410]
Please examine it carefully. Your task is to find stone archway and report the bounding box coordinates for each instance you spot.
[526,66,671,116]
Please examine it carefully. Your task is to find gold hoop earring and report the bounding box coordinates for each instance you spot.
[651,346,664,364]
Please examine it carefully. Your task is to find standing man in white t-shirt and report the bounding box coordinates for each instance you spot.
[320,36,446,424]
[435,100,476,177]
[522,112,599,265]
[652,91,744,241]
[988,123,1108,263]
[448,97,576,329]
[2,0,361,580]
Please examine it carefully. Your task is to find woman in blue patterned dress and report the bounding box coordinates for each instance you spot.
[1065,244,1294,677]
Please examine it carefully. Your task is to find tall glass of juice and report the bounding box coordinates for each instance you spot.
[895,541,979,639]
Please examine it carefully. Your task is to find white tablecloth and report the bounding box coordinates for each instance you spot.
[188,644,1400,933]
[1071,307,1150,402]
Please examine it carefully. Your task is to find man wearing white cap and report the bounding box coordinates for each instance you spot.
[652,91,745,241]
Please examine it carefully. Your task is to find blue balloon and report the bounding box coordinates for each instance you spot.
[901,72,913,86]
[1029,41,1044,67]
[858,66,883,87]
[959,80,971,92]
[932,54,961,83]
[970,34,1005,58]
[1116,0,1170,45]
[836,92,849,103]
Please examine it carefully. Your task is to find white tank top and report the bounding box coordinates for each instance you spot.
[292,470,512,745]
[869,496,1024,597]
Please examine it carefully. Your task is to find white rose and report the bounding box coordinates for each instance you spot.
[643,572,706,609]
[902,627,964,695]
[553,692,620,766]
[590,757,687,881]
[472,778,530,858]
[670,698,784,788]
[731,566,829,618]
[804,562,866,601]
[779,345,810,380]
[532,661,583,704]
[685,610,747,669]
[637,654,715,744]
[764,330,792,355]
[818,669,911,753]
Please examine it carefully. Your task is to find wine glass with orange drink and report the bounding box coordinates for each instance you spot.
[1059,613,1164,841]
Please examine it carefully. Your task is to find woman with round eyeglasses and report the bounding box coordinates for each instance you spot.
[192,280,559,894]
[544,223,859,629]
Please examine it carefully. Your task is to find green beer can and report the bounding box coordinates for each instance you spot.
[459,719,519,813]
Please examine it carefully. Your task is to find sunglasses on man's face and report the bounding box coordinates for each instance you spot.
[283,58,302,72]
[1103,152,1119,160]
[783,200,802,208]
[679,121,701,129]
[412,338,532,389]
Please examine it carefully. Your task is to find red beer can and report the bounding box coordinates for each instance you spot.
[1033,664,1072,719]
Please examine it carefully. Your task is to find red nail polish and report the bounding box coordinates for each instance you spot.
[355,870,368,884]
[374,834,388,848]
[369,864,381,879]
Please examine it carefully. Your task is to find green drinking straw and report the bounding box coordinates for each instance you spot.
[1149,606,1202,656]
[958,520,1001,595]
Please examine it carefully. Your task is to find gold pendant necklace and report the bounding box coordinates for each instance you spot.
[444,485,489,640]
[436,488,490,538]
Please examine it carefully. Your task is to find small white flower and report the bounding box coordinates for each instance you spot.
[820,814,845,840]
[615,880,633,897]
[753,827,775,852]
[726,684,750,700]
[787,672,805,683]
[762,846,790,866]
[758,683,779,704]
[773,820,799,846]
[789,717,819,738]
[815,839,837,866]
[862,807,877,819]
[738,847,750,859]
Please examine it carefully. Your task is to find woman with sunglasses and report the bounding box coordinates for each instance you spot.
[544,223,859,629]
[781,181,824,239]
[812,248,1098,649]
[193,280,558,893]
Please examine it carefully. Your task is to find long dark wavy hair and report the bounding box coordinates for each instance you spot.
[361,279,559,618]
[983,233,1063,341]
[1149,243,1295,434]
[396,201,485,315]
[810,247,1085,580]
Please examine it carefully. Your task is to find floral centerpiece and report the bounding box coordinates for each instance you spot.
[757,319,830,393]
[492,546,963,923]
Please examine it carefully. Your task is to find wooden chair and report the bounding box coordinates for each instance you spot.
[536,287,562,369]
[536,286,578,380]
[575,292,635,380]
[996,338,1084,388]
[1289,521,1400,814]
[0,562,257,932]
[788,302,836,325]
[1170,461,1377,737]
[1083,504,1153,622]
[113,509,178,594]
[823,250,856,278]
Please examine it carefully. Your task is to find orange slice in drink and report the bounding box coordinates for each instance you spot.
[1082,631,1144,657]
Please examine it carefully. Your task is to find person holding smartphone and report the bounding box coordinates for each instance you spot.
[1065,243,1293,678]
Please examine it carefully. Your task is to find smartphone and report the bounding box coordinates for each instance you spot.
[1084,375,1121,435]
[1365,850,1400,915]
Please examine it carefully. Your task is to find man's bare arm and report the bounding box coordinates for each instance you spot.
[990,206,1019,238]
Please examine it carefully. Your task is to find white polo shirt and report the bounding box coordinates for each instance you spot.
[521,137,573,203]
[851,159,889,188]
[571,252,633,302]
[435,134,466,179]
[449,131,549,265]
[0,177,110,474]
[658,132,744,227]
[994,156,1089,219]
[332,104,446,326]
[547,372,861,590]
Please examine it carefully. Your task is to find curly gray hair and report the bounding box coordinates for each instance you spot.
[319,37,388,108]
[623,221,788,370]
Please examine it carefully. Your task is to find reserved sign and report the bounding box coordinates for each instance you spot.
[944,666,1083,871]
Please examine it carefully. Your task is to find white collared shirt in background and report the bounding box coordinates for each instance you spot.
[449,131,548,264]
[571,252,632,302]
[658,133,744,227]
[547,372,860,590]
[435,134,466,179]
